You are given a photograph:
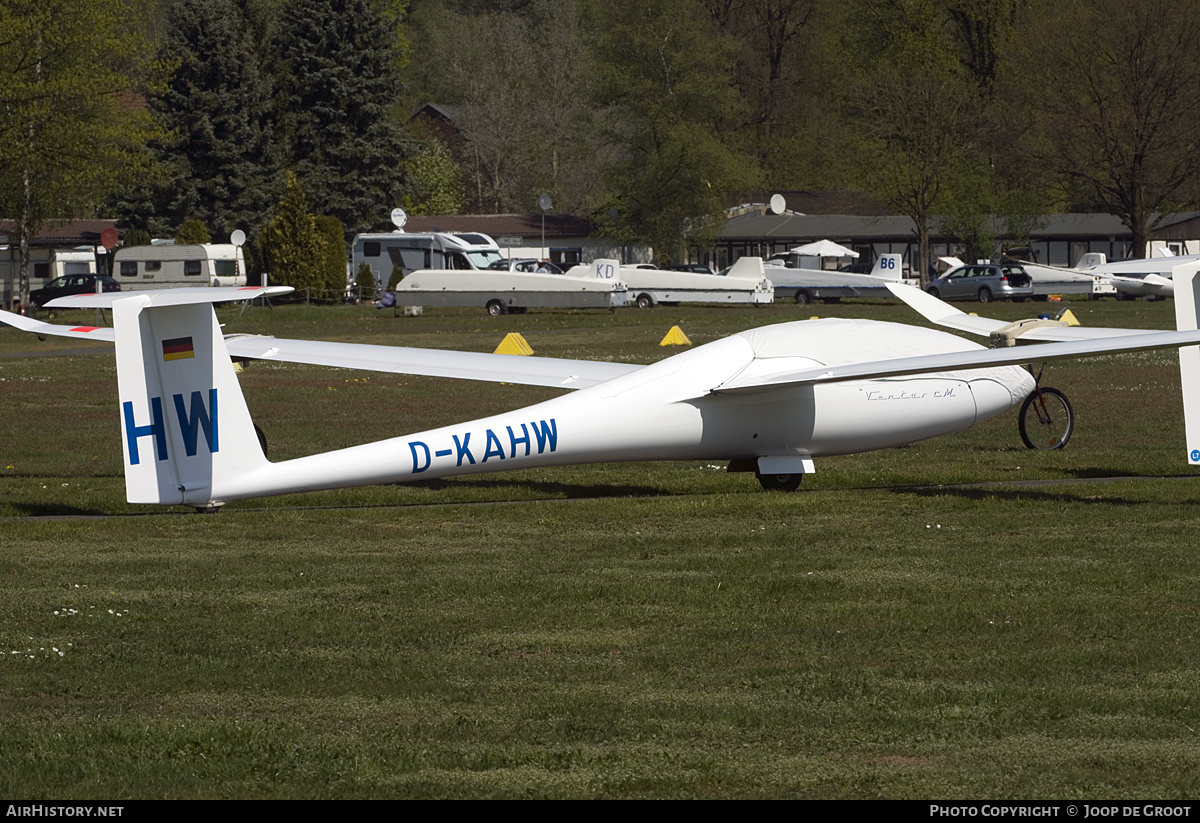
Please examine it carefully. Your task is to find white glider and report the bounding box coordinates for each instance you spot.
[4,269,1200,511]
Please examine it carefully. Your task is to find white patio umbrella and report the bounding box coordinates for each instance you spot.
[788,239,860,258]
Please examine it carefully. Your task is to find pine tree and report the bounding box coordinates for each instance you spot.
[126,0,279,242]
[273,0,418,237]
[259,172,330,295]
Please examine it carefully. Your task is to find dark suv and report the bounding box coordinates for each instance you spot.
[29,274,121,309]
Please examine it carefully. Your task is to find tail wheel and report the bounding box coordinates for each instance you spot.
[1019,387,1074,450]
[756,472,803,492]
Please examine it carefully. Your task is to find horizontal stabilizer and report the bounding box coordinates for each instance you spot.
[0,309,115,341]
[46,286,294,309]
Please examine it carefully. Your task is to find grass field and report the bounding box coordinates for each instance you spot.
[2,296,1199,798]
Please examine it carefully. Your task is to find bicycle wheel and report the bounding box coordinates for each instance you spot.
[1019,387,1074,450]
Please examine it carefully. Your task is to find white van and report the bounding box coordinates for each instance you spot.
[112,244,247,289]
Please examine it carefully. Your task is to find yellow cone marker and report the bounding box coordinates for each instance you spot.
[659,325,692,346]
[1059,309,1080,326]
[494,332,534,356]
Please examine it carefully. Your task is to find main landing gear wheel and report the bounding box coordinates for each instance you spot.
[1019,387,1074,450]
[794,290,813,305]
[756,472,803,492]
[486,300,506,317]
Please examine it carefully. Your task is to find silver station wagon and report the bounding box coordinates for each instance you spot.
[925,263,1034,302]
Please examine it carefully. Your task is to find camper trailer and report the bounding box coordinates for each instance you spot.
[351,230,504,290]
[111,244,246,290]
[1,247,99,310]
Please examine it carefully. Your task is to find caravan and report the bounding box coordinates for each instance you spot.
[111,244,247,290]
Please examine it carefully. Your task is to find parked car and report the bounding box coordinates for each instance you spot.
[666,263,714,274]
[484,258,563,274]
[925,263,1033,302]
[30,274,121,309]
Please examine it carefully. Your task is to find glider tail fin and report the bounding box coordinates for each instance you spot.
[1173,261,1200,465]
[112,294,269,507]
[869,253,904,281]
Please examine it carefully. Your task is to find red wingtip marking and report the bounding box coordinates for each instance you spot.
[69,326,102,332]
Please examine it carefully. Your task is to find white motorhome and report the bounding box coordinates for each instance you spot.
[112,244,246,289]
[351,230,504,289]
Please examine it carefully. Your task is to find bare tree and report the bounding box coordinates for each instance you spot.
[1019,0,1200,257]
[423,0,609,214]
[855,38,978,283]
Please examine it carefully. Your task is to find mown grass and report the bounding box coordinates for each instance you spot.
[1,297,1198,797]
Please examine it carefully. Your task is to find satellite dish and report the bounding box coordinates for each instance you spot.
[390,207,408,230]
[769,194,786,215]
[100,227,119,250]
[538,193,553,212]
[230,229,246,247]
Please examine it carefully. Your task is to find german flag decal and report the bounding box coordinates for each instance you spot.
[162,337,194,361]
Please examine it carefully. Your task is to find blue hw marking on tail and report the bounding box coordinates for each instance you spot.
[408,418,558,473]
[123,389,218,465]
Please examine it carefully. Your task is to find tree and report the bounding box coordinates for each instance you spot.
[314,215,349,299]
[849,0,980,282]
[259,172,330,295]
[120,229,153,249]
[175,218,212,245]
[0,0,163,311]
[272,0,418,236]
[589,0,759,259]
[403,135,466,216]
[125,0,280,242]
[703,0,834,182]
[415,0,608,214]
[1016,0,1200,257]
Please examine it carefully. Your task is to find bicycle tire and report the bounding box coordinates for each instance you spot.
[1019,387,1074,450]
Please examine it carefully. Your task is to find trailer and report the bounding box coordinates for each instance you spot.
[1,247,99,310]
[391,268,629,315]
[112,244,246,289]
[578,256,774,308]
[764,253,918,304]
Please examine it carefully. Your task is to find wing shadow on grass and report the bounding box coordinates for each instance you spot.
[10,502,127,517]
[887,473,1200,507]
[401,477,669,499]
